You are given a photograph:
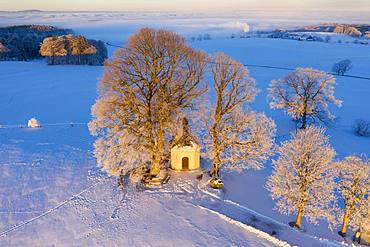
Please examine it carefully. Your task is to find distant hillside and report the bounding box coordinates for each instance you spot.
[292,23,370,38]
[0,25,73,61]
[15,9,43,13]
[0,9,43,13]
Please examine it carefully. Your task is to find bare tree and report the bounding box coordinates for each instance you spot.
[198,53,275,180]
[335,155,370,237]
[89,28,207,178]
[332,59,352,76]
[266,126,337,229]
[268,68,342,129]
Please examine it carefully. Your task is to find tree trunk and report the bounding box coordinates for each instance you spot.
[300,93,310,129]
[210,102,222,179]
[295,205,304,228]
[149,143,162,177]
[149,122,165,177]
[210,124,221,178]
[301,113,307,129]
[150,156,161,176]
[340,209,350,236]
[118,171,124,188]
[210,161,221,178]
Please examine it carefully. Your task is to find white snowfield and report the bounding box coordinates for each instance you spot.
[0,164,286,246]
[0,11,369,247]
[0,145,338,247]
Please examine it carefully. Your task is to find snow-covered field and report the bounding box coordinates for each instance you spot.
[0,12,369,246]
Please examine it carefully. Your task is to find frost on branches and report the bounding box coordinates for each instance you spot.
[40,35,104,65]
[268,68,342,129]
[336,155,370,236]
[198,53,276,178]
[89,28,207,178]
[266,126,336,229]
[332,59,352,76]
[361,198,370,234]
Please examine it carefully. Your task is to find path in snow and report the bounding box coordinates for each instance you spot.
[0,173,283,247]
[0,139,285,246]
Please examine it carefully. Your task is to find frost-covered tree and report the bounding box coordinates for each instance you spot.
[332,59,352,76]
[266,126,337,229]
[336,155,370,236]
[40,34,106,65]
[198,53,275,179]
[69,35,97,64]
[69,35,96,55]
[89,28,207,178]
[268,68,342,129]
[358,198,370,237]
[40,36,68,65]
[86,39,108,66]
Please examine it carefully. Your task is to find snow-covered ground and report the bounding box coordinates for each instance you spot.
[0,12,369,246]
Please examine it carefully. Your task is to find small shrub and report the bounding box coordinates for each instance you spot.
[28,118,40,128]
[353,119,370,137]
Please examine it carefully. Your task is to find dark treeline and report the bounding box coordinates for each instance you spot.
[0,25,107,65]
[0,25,73,61]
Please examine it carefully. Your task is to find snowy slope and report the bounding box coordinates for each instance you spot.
[0,141,287,247]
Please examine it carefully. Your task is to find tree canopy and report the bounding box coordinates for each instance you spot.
[89,28,207,177]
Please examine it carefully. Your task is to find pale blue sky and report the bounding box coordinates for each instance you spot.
[1,0,369,11]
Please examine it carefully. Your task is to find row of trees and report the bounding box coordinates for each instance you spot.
[89,28,209,177]
[89,28,276,179]
[265,57,369,236]
[267,126,369,236]
[0,25,108,65]
[88,27,349,181]
[89,27,368,238]
[0,25,72,61]
[40,35,107,65]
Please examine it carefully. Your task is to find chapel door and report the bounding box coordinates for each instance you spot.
[182,157,189,170]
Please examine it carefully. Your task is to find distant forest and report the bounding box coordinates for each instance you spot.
[290,24,370,38]
[0,25,107,65]
[40,34,108,65]
[0,25,72,61]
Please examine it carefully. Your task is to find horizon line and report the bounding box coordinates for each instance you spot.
[2,8,370,13]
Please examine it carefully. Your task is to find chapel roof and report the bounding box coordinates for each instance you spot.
[171,117,199,148]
